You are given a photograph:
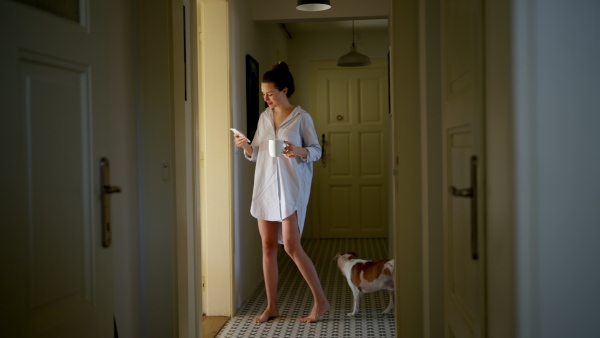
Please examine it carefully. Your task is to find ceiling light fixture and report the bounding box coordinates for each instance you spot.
[337,20,372,67]
[296,0,331,12]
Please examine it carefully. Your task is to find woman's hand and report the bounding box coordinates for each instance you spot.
[234,134,252,155]
[282,141,307,159]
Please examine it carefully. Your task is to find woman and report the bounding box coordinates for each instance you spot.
[234,62,330,323]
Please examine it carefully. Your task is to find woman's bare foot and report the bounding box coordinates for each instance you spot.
[254,307,280,324]
[301,300,331,323]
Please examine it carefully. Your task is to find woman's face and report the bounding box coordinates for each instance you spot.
[261,82,288,109]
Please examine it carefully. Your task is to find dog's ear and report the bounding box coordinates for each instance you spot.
[334,253,341,260]
[348,251,358,258]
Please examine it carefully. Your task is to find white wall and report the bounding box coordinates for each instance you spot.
[227,0,289,310]
[514,1,600,337]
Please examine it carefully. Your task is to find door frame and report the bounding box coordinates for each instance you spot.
[418,0,444,336]
[390,0,515,337]
[196,0,235,317]
[390,0,424,336]
[138,0,203,336]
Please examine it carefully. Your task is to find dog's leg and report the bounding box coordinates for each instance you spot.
[348,286,361,316]
[381,289,395,315]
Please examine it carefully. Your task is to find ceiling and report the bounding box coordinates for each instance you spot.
[282,19,389,35]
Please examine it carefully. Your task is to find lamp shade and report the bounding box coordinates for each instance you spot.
[296,0,331,11]
[337,43,372,67]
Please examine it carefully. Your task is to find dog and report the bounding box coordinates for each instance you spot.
[334,252,395,316]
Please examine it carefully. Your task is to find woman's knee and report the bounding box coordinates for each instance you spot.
[262,240,279,255]
[283,240,301,258]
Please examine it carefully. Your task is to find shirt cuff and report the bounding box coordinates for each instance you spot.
[301,146,319,163]
[244,145,258,162]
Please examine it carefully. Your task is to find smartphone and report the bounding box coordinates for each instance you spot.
[230,128,248,141]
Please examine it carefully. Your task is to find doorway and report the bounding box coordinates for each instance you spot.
[310,60,390,239]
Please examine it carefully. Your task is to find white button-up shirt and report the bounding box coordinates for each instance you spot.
[245,106,321,243]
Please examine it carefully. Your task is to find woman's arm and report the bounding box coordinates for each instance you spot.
[299,113,321,162]
[282,140,309,159]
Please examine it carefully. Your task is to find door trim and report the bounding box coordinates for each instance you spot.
[390,0,424,337]
[197,0,235,317]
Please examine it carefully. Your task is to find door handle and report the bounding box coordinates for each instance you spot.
[449,186,473,197]
[100,157,121,248]
[321,133,327,168]
[449,156,478,260]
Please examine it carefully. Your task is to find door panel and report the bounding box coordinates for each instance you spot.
[442,0,486,337]
[360,132,382,175]
[313,61,389,238]
[360,185,383,227]
[327,79,351,124]
[330,132,352,176]
[23,55,93,314]
[358,78,384,123]
[446,128,477,337]
[0,1,131,336]
[329,185,353,232]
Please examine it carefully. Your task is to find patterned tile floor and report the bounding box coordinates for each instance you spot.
[216,238,396,338]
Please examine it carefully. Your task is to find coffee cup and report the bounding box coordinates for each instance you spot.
[269,139,284,157]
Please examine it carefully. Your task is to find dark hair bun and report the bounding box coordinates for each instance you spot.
[262,61,295,98]
[273,61,290,72]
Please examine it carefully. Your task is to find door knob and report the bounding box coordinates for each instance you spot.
[100,157,121,248]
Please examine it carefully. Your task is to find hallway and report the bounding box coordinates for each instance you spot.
[216,238,395,337]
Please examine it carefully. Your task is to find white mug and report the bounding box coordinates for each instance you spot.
[269,139,284,157]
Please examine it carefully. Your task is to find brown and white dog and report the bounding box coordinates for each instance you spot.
[334,252,395,316]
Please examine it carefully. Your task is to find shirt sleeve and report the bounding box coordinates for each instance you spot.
[244,117,261,162]
[299,112,322,163]
[244,145,258,162]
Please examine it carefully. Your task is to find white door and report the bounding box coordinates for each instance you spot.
[442,0,486,337]
[312,61,389,238]
[0,1,132,336]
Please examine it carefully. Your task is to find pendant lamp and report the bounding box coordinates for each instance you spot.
[337,21,372,67]
[296,0,331,11]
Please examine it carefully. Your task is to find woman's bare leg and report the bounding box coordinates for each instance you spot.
[255,219,281,323]
[281,213,330,323]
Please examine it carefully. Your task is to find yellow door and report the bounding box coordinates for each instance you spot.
[311,60,389,238]
[442,0,486,337]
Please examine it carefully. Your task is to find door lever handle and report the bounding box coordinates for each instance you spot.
[449,186,473,197]
[104,185,122,194]
[449,156,478,260]
[100,158,121,248]
[321,133,327,168]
